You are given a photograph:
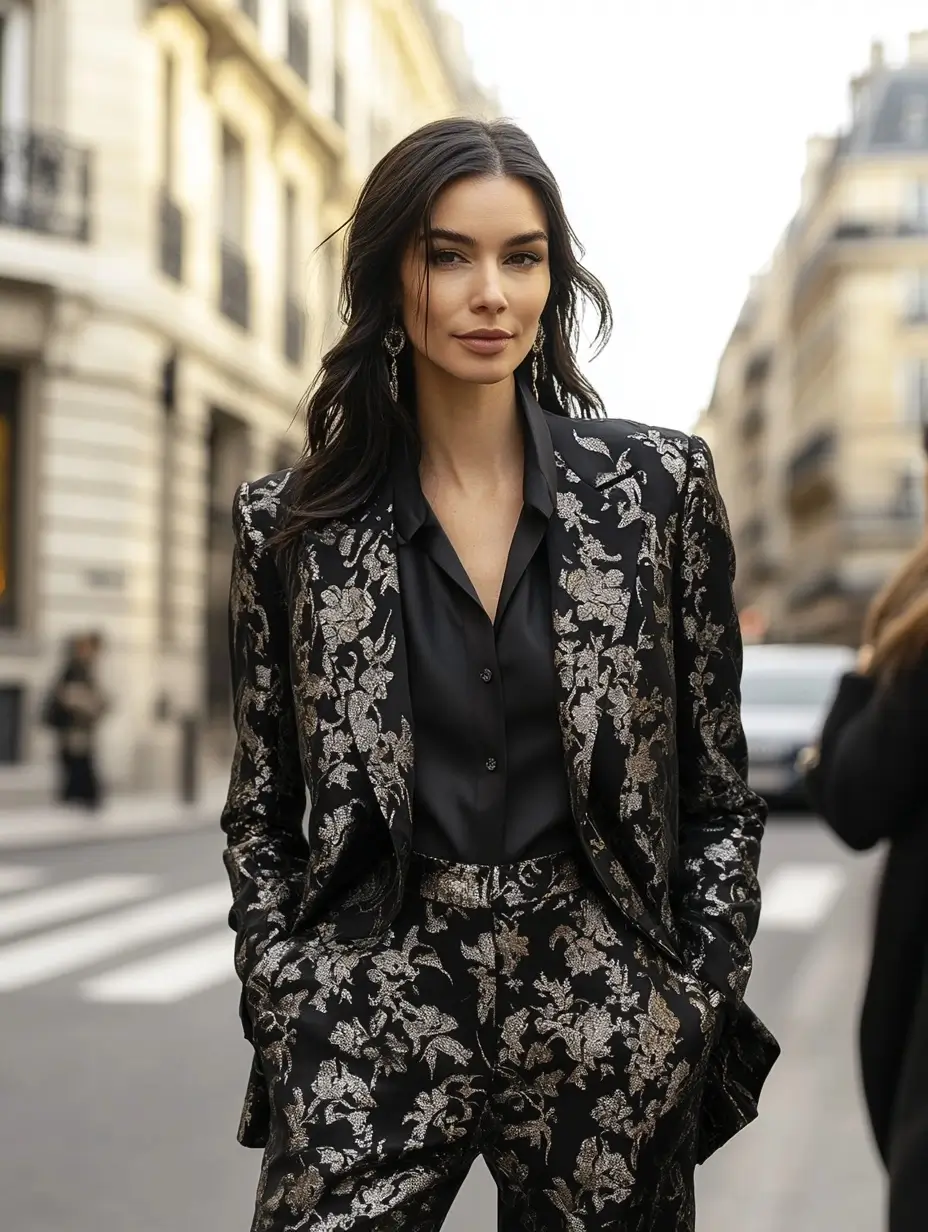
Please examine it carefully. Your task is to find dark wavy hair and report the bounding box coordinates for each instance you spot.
[273,116,612,549]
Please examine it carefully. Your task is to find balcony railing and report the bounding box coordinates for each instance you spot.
[219,238,250,329]
[287,7,310,83]
[284,295,305,365]
[159,189,184,282]
[0,124,91,241]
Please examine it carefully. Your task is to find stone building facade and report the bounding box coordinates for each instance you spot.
[0,0,493,802]
[702,33,928,646]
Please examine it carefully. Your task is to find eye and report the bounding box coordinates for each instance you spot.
[507,252,543,268]
[429,249,465,267]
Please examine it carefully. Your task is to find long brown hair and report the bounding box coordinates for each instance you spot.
[863,457,928,676]
[271,117,612,552]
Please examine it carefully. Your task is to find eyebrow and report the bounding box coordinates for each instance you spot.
[424,227,549,247]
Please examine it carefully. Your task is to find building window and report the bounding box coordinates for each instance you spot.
[158,51,184,282]
[219,124,250,328]
[0,685,22,764]
[334,62,346,128]
[220,125,245,247]
[902,356,928,424]
[902,94,928,146]
[286,2,310,84]
[904,270,928,322]
[0,368,20,629]
[0,2,31,129]
[282,182,305,365]
[903,180,928,231]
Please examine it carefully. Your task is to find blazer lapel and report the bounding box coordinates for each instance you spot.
[297,484,414,860]
[546,415,681,964]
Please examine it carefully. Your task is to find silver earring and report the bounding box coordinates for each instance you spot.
[531,323,546,399]
[383,322,406,403]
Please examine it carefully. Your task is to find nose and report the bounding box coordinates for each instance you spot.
[469,259,508,315]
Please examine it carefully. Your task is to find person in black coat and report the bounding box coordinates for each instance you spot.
[804,523,928,1231]
[44,632,107,808]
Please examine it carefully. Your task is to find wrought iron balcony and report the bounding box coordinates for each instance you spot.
[159,189,184,282]
[0,124,91,241]
[287,7,310,83]
[219,238,250,330]
[284,295,305,365]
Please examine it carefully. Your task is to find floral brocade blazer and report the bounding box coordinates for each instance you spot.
[221,396,780,1162]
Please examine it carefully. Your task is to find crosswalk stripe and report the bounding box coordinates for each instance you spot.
[81,931,235,1003]
[0,865,44,894]
[0,875,156,939]
[758,863,846,931]
[0,884,231,991]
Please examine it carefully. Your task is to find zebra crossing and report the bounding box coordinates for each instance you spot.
[0,856,849,1005]
[0,861,234,1002]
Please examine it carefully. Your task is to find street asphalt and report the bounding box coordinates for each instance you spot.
[0,815,885,1231]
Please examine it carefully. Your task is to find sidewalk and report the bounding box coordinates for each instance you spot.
[0,778,229,850]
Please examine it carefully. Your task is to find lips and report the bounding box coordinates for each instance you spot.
[455,330,513,340]
[453,330,514,355]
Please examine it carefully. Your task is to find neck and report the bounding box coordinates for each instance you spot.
[413,361,523,494]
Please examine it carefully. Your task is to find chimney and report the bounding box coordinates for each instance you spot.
[871,40,885,71]
[909,31,928,64]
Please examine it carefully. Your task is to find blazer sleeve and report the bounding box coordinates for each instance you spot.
[221,480,309,987]
[810,659,928,851]
[673,435,768,1008]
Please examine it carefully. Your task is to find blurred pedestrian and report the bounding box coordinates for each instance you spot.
[43,631,107,810]
[221,117,778,1231]
[804,440,928,1232]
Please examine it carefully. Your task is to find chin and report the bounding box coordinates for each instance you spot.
[445,358,521,387]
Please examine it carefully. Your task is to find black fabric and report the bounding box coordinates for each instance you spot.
[392,395,575,864]
[243,851,713,1231]
[806,660,928,1231]
[58,750,100,808]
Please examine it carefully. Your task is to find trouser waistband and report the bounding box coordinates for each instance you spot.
[409,849,585,910]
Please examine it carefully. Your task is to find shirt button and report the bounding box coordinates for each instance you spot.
[485,757,498,772]
[480,668,493,683]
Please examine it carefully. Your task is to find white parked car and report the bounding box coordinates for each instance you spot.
[740,643,856,809]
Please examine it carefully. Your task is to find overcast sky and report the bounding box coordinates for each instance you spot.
[442,1,928,431]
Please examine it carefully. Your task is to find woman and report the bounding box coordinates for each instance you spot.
[804,485,928,1231]
[221,117,778,1231]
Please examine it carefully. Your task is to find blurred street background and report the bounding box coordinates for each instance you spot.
[0,816,887,1231]
[1,0,926,1228]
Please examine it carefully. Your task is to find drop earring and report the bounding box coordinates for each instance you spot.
[531,323,546,399]
[383,321,406,403]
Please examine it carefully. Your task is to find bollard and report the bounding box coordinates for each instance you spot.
[180,714,199,804]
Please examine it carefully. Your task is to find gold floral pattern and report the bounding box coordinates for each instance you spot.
[245,852,716,1230]
[220,400,780,1205]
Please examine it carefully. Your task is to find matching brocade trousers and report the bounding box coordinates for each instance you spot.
[243,851,722,1231]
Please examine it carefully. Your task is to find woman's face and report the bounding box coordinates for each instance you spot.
[399,174,551,390]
